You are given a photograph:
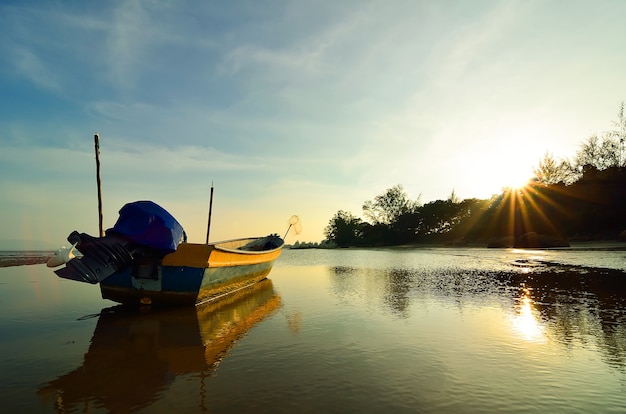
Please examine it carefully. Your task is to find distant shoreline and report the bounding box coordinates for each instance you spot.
[0,252,52,268]
[290,240,626,251]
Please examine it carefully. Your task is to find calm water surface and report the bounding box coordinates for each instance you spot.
[1,246,626,413]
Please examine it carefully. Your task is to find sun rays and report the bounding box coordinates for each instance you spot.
[481,180,570,246]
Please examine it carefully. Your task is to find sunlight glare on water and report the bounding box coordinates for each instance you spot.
[511,289,547,343]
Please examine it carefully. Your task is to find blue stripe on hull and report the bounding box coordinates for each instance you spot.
[102,269,133,288]
[161,266,205,291]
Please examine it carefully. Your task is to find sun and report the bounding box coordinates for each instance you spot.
[468,159,536,199]
[500,122,570,188]
[499,167,534,191]
[484,125,547,194]
[447,121,554,200]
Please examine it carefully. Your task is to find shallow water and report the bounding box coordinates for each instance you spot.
[1,246,626,413]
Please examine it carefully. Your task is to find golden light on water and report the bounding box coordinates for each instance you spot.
[511,289,546,343]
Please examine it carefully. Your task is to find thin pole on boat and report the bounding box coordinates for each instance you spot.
[94,133,104,237]
[205,182,214,244]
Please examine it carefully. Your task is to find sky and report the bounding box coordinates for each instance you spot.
[1,0,626,248]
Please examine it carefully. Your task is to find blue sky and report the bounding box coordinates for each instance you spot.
[1,0,625,248]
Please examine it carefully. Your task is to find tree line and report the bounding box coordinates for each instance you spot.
[324,103,626,248]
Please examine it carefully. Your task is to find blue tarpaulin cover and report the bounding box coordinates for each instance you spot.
[108,201,187,252]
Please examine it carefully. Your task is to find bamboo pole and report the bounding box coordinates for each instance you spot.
[94,133,104,237]
[205,183,214,244]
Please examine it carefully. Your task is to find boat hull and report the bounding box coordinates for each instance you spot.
[98,238,282,306]
[100,259,278,306]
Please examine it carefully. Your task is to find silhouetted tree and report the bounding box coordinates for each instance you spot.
[448,197,493,240]
[362,185,420,225]
[361,222,395,245]
[447,189,460,204]
[415,199,463,236]
[534,151,577,185]
[610,101,625,167]
[574,134,621,171]
[324,210,363,247]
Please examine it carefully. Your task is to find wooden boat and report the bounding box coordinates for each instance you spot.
[50,200,285,306]
[48,135,295,306]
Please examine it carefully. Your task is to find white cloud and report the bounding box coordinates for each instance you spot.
[12,47,62,91]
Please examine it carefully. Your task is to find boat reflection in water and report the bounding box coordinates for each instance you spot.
[38,279,280,413]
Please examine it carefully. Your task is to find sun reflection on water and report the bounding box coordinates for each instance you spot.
[511,289,546,343]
